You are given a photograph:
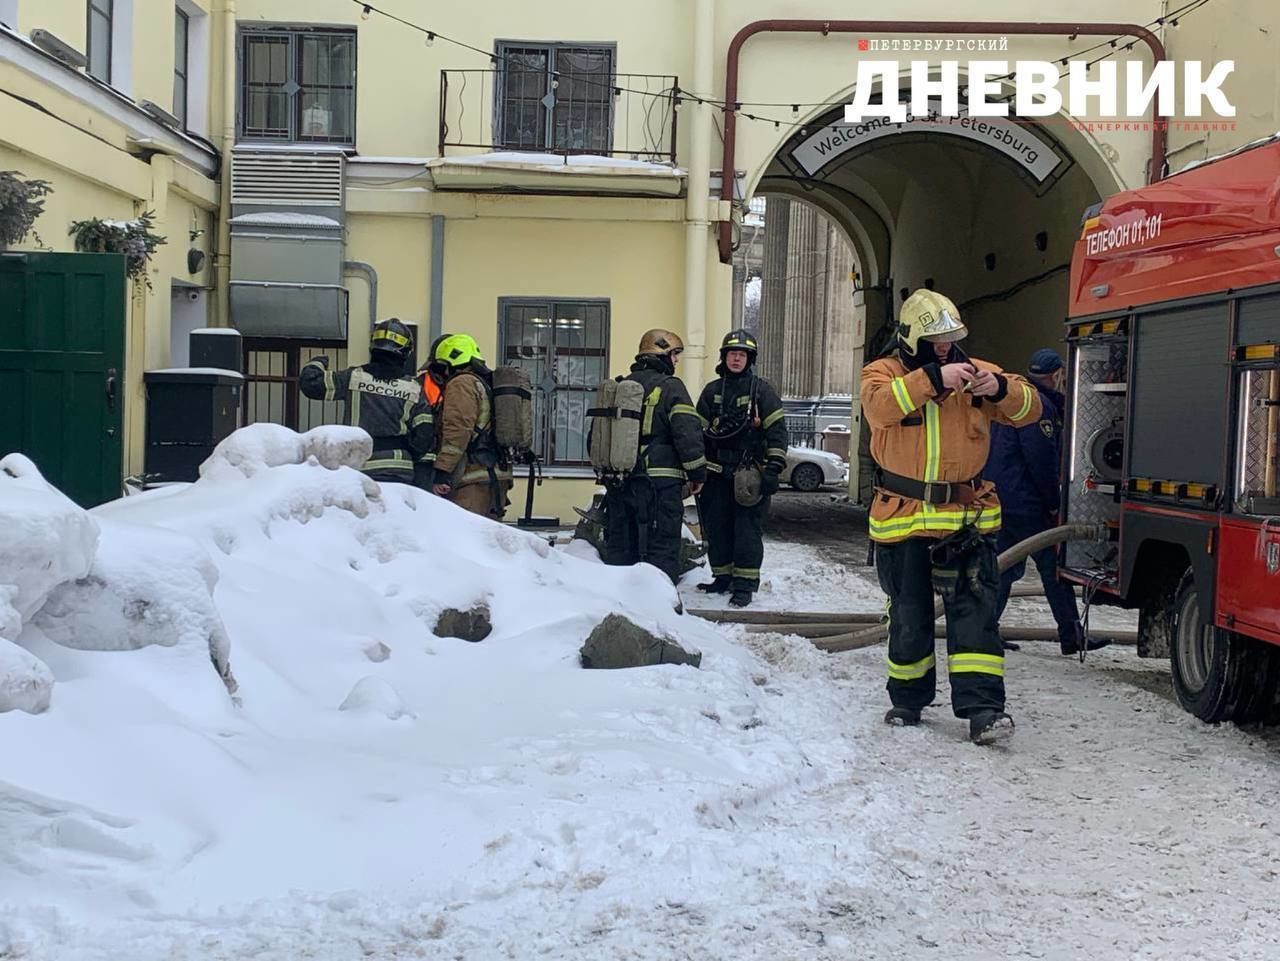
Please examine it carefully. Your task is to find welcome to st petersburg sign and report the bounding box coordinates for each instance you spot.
[789,99,1063,183]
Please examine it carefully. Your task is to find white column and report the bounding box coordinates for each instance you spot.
[683,0,713,390]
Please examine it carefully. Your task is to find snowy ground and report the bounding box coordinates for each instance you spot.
[4,432,1280,960]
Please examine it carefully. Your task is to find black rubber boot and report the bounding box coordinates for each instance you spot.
[728,590,753,608]
[969,710,1015,744]
[1002,639,1021,652]
[884,707,922,726]
[697,576,731,594]
[1061,636,1112,656]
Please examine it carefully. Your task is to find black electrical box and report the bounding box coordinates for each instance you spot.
[144,369,243,482]
[189,327,243,373]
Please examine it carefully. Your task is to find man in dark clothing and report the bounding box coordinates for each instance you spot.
[985,348,1106,656]
[299,318,436,490]
[694,329,788,607]
[601,328,707,584]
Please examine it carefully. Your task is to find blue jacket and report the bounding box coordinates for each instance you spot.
[984,384,1064,520]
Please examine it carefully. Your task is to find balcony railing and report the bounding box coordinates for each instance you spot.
[438,69,679,164]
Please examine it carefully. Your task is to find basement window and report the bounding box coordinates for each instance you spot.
[498,298,609,467]
[239,26,356,146]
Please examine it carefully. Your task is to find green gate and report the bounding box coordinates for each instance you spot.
[0,252,127,507]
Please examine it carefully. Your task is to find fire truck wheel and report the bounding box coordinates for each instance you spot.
[1169,570,1247,723]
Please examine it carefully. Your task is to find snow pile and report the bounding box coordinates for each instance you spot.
[197,422,372,480]
[0,454,99,640]
[2,425,845,958]
[0,455,98,713]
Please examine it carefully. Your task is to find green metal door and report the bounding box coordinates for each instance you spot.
[0,252,127,507]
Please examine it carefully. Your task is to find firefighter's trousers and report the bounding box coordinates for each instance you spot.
[450,480,510,520]
[698,470,767,593]
[602,477,684,584]
[874,534,1006,718]
[996,513,1080,644]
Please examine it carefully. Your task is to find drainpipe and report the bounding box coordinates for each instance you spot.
[717,19,1168,263]
[343,261,378,331]
[428,214,445,343]
[683,0,714,385]
[214,0,236,324]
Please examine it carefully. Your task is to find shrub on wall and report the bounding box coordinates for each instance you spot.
[69,211,167,286]
[0,170,53,248]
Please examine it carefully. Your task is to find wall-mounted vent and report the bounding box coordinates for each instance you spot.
[230,150,345,207]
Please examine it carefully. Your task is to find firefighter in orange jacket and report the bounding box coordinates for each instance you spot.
[861,289,1042,744]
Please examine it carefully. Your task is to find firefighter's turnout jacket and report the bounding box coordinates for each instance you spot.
[861,352,1042,543]
[694,370,788,594]
[696,371,788,477]
[434,368,513,509]
[626,355,708,489]
[600,354,706,584]
[299,355,435,487]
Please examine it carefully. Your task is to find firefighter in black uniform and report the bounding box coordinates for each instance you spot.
[601,329,707,584]
[695,330,788,607]
[299,318,436,490]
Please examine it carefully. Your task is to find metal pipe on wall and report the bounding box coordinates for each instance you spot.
[683,0,714,386]
[717,19,1169,264]
[214,0,237,325]
[343,261,378,333]
[429,214,445,346]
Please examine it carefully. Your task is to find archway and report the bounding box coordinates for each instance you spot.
[735,95,1124,501]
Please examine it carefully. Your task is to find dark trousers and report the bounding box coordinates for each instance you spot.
[875,535,1006,718]
[996,514,1081,644]
[602,477,684,584]
[698,469,767,592]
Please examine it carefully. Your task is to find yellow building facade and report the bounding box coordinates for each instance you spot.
[3,0,1278,516]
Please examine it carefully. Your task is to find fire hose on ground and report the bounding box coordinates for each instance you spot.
[691,524,1132,653]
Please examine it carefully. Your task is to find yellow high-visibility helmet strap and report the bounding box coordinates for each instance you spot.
[434,333,484,368]
[898,289,967,356]
[370,318,414,359]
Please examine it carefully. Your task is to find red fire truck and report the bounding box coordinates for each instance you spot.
[1063,137,1280,724]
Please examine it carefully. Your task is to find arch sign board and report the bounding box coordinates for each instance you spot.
[789,100,1064,184]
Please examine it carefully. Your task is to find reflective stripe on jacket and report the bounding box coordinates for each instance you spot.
[434,370,513,489]
[861,354,1042,543]
[299,359,435,480]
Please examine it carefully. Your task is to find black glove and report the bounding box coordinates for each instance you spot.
[761,466,781,497]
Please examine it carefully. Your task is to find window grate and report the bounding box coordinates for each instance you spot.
[243,339,348,431]
[239,27,356,146]
[499,299,609,466]
[495,42,615,154]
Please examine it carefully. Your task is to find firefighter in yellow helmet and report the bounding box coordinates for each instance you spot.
[428,333,513,519]
[600,328,707,583]
[861,289,1041,743]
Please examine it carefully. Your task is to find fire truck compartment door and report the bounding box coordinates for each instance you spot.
[1217,518,1280,644]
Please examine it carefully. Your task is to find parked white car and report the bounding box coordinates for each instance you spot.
[779,446,848,492]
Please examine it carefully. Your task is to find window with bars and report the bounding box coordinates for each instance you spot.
[498,299,609,467]
[174,7,189,128]
[495,42,614,154]
[242,339,349,431]
[239,27,356,145]
[86,0,113,83]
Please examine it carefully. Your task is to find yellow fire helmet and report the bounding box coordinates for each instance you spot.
[434,333,484,368]
[898,289,968,357]
[637,328,685,356]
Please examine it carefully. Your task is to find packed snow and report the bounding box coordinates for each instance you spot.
[3,428,1280,960]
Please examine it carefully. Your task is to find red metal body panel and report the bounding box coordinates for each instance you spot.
[1069,140,1280,318]
[1216,518,1280,645]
